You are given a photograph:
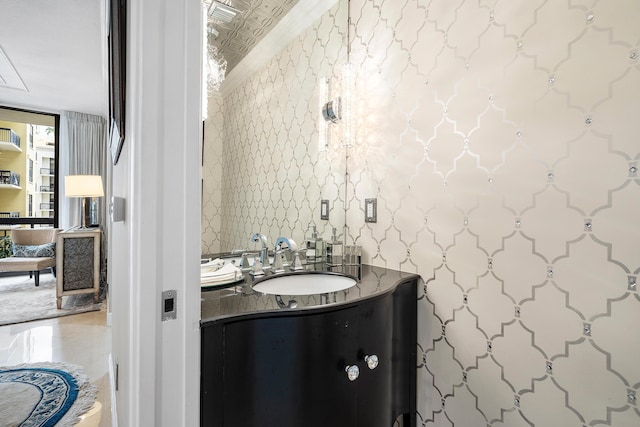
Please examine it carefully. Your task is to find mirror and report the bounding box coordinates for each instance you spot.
[201,0,348,255]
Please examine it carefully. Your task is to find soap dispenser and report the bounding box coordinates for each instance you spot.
[326,227,343,269]
[306,226,323,262]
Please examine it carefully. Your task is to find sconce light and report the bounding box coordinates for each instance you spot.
[65,175,104,229]
[319,0,355,150]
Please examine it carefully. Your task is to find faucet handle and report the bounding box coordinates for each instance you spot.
[273,247,286,273]
[289,250,305,271]
[251,253,265,277]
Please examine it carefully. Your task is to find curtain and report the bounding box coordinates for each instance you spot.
[59,111,108,231]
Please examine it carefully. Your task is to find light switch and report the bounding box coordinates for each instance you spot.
[321,199,329,220]
[162,290,177,321]
[365,198,377,223]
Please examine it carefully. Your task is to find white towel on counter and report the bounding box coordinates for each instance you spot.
[201,261,242,285]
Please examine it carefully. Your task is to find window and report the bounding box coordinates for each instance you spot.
[28,159,33,183]
[28,194,32,216]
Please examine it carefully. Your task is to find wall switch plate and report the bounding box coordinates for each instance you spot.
[110,196,125,222]
[162,290,177,321]
[365,198,377,223]
[321,199,329,220]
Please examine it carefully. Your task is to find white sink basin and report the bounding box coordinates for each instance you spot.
[252,273,356,296]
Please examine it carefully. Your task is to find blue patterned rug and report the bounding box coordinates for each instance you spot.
[0,362,97,426]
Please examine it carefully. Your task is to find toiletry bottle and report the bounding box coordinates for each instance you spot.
[306,226,318,261]
[328,227,343,268]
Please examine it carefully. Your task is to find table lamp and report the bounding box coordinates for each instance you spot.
[65,175,104,229]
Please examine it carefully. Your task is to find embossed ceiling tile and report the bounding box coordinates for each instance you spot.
[446,79,491,136]
[593,1,640,42]
[554,133,628,214]
[520,188,583,261]
[519,282,582,358]
[592,182,640,272]
[427,0,465,33]
[425,119,466,179]
[445,231,489,291]
[446,0,490,60]
[492,0,545,37]
[445,385,488,426]
[554,29,630,109]
[426,201,465,249]
[492,232,547,303]
[444,308,487,368]
[444,153,490,212]
[491,322,547,392]
[553,341,628,423]
[469,107,519,172]
[519,1,585,72]
[492,144,547,213]
[591,408,640,427]
[591,294,640,385]
[467,273,514,339]
[426,267,464,323]
[594,70,640,156]
[424,337,464,397]
[518,378,585,427]
[466,356,515,422]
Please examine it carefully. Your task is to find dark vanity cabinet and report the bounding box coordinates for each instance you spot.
[200,277,417,427]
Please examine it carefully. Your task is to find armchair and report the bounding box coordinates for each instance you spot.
[0,228,60,286]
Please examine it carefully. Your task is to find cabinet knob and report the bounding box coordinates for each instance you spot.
[345,364,360,381]
[364,354,379,370]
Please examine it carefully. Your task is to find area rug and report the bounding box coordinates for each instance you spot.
[0,273,103,326]
[0,361,97,426]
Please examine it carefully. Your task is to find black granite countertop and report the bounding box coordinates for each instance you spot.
[200,262,420,324]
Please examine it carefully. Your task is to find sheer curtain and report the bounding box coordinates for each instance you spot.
[59,111,108,230]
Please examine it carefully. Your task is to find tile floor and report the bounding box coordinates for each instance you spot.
[0,309,112,426]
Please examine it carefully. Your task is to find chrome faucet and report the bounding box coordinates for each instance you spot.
[273,237,304,272]
[250,233,270,269]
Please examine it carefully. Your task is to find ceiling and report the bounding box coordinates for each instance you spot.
[0,0,307,118]
[0,0,108,117]
[206,0,299,73]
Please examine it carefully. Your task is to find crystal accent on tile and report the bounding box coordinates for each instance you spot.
[514,395,520,407]
[628,390,636,404]
[489,10,494,21]
[631,50,639,60]
[517,40,523,49]
[423,284,428,295]
[585,116,593,125]
[464,217,469,226]
[442,252,447,262]
[586,13,594,22]
[487,341,492,352]
[463,294,468,304]
[441,324,446,336]
[488,258,493,269]
[548,74,556,85]
[547,172,555,182]
[515,306,521,317]
[441,398,446,408]
[515,218,521,228]
[489,95,494,102]
[584,220,592,231]
[583,323,591,336]
[516,130,522,138]
[629,165,637,176]
[488,178,494,183]
[546,361,553,374]
[547,266,554,278]
[422,352,427,366]
[628,276,637,291]
[463,371,468,382]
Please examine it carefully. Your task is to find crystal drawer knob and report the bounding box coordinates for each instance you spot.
[364,354,379,370]
[345,364,360,381]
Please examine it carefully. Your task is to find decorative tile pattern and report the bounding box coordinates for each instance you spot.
[204,0,640,425]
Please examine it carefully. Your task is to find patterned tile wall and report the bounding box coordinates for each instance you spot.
[345,0,640,425]
[203,0,640,425]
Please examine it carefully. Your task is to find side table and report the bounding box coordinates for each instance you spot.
[56,228,100,309]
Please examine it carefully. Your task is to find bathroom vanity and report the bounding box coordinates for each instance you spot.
[200,264,418,427]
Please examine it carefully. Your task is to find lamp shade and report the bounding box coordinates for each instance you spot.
[65,175,104,198]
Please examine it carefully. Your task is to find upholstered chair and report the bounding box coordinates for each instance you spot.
[0,228,60,286]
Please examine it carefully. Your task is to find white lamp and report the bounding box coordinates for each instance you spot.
[65,175,104,229]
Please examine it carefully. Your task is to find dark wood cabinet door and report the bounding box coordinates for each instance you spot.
[221,306,359,427]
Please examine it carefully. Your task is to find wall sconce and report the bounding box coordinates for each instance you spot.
[65,175,104,229]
